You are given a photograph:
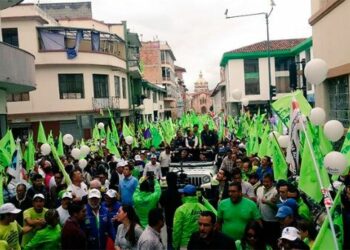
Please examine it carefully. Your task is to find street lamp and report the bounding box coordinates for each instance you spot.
[225,0,276,103]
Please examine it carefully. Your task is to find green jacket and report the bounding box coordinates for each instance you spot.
[172,196,208,249]
[24,224,61,250]
[133,179,161,228]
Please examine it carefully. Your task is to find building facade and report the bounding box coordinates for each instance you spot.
[1,3,164,139]
[310,0,350,127]
[190,72,213,114]
[0,3,36,137]
[220,38,314,115]
[211,81,226,114]
[140,41,182,118]
[175,65,187,115]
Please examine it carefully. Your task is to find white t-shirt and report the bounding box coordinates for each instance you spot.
[159,151,171,168]
[143,162,162,179]
[67,182,88,199]
[56,205,70,226]
[256,185,278,222]
[241,181,256,198]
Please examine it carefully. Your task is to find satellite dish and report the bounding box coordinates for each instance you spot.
[0,0,24,10]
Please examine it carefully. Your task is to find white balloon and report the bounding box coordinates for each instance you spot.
[324,120,344,142]
[232,89,242,100]
[269,131,280,140]
[63,134,74,146]
[324,151,348,175]
[304,58,328,85]
[71,148,81,160]
[78,159,88,169]
[125,136,133,145]
[98,122,105,129]
[80,145,90,157]
[278,135,289,148]
[310,107,326,126]
[40,143,51,156]
[241,98,249,106]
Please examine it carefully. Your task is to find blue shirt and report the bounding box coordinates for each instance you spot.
[101,201,121,240]
[256,166,273,181]
[120,176,138,206]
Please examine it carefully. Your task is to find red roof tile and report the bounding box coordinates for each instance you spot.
[228,38,307,53]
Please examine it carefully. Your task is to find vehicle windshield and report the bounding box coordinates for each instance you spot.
[171,147,215,163]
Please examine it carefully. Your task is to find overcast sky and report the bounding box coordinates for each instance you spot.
[25,0,312,91]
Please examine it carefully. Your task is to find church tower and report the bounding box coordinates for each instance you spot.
[194,71,209,93]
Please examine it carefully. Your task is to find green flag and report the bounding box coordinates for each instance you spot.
[0,130,15,167]
[47,130,54,146]
[122,119,134,137]
[23,133,35,171]
[271,136,288,181]
[312,187,343,250]
[106,127,120,158]
[258,124,270,158]
[318,126,333,156]
[37,121,47,144]
[299,122,331,203]
[50,143,71,185]
[150,126,163,149]
[108,109,120,146]
[57,132,64,157]
[92,124,100,141]
[100,126,106,139]
[0,174,3,205]
[272,90,312,125]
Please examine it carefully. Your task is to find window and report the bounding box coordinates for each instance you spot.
[162,67,171,81]
[58,74,84,99]
[328,75,349,127]
[305,49,311,62]
[153,91,157,103]
[7,92,29,102]
[276,76,291,93]
[122,78,127,99]
[275,57,294,71]
[161,51,166,64]
[244,59,260,95]
[114,76,120,97]
[93,74,109,98]
[2,28,19,47]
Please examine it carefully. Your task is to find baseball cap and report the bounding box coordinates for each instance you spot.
[134,155,142,161]
[280,227,300,241]
[276,206,294,219]
[150,154,157,159]
[33,193,45,201]
[277,198,298,211]
[117,160,127,168]
[88,188,101,199]
[62,191,73,199]
[0,203,21,214]
[178,184,196,195]
[106,189,117,198]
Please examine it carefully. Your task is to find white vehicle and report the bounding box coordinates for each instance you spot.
[160,161,217,188]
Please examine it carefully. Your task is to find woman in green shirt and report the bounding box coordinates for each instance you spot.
[24,209,61,250]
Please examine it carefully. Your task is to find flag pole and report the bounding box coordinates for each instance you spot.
[299,117,338,250]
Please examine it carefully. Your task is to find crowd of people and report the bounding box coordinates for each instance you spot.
[0,116,349,250]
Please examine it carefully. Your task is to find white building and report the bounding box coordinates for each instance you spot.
[310,0,350,127]
[220,38,314,115]
[211,81,225,114]
[1,3,164,139]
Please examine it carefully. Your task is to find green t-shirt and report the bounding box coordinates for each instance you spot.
[0,220,22,250]
[24,224,61,250]
[218,197,261,240]
[21,207,48,247]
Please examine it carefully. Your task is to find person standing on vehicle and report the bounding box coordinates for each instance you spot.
[143,155,162,180]
[159,146,172,177]
[172,184,208,250]
[201,124,217,149]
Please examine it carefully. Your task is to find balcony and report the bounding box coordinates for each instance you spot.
[36,27,126,68]
[0,42,36,93]
[92,96,120,111]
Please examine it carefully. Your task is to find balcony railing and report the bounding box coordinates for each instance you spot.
[92,96,120,111]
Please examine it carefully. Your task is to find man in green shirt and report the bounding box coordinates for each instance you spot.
[217,182,262,240]
[21,193,48,247]
[24,209,61,250]
[0,203,25,250]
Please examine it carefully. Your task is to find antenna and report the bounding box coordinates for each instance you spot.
[224,9,228,17]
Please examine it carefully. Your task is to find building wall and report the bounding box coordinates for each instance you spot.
[191,92,212,114]
[212,90,222,114]
[7,65,128,116]
[140,41,162,84]
[311,0,350,122]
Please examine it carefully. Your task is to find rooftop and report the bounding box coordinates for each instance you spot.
[227,38,307,53]
[220,37,312,67]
